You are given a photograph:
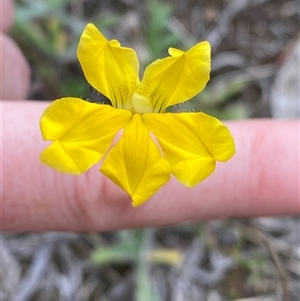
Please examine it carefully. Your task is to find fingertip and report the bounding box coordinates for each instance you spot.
[1,0,14,32]
[1,34,30,100]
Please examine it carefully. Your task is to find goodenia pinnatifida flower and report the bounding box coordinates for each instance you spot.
[40,23,236,207]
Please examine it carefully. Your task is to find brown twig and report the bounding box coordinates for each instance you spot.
[249,221,290,301]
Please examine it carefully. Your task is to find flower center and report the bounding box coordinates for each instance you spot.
[131,92,153,114]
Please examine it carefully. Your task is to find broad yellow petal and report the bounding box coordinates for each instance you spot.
[40,98,132,174]
[101,114,171,206]
[143,112,235,187]
[133,42,210,113]
[77,23,140,111]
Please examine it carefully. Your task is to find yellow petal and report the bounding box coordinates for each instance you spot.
[143,112,235,187]
[133,41,210,113]
[77,23,140,111]
[100,114,171,206]
[40,97,132,174]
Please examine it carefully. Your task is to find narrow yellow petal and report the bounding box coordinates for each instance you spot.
[40,98,132,174]
[100,114,171,206]
[77,23,140,110]
[143,112,235,187]
[133,41,211,113]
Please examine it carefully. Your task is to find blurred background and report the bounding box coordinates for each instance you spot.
[1,0,299,300]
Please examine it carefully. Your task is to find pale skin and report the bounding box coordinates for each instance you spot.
[1,0,299,232]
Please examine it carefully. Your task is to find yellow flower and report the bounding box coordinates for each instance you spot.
[40,23,236,207]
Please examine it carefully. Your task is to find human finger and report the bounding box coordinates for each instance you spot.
[0,0,13,32]
[1,101,299,232]
[0,34,30,99]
